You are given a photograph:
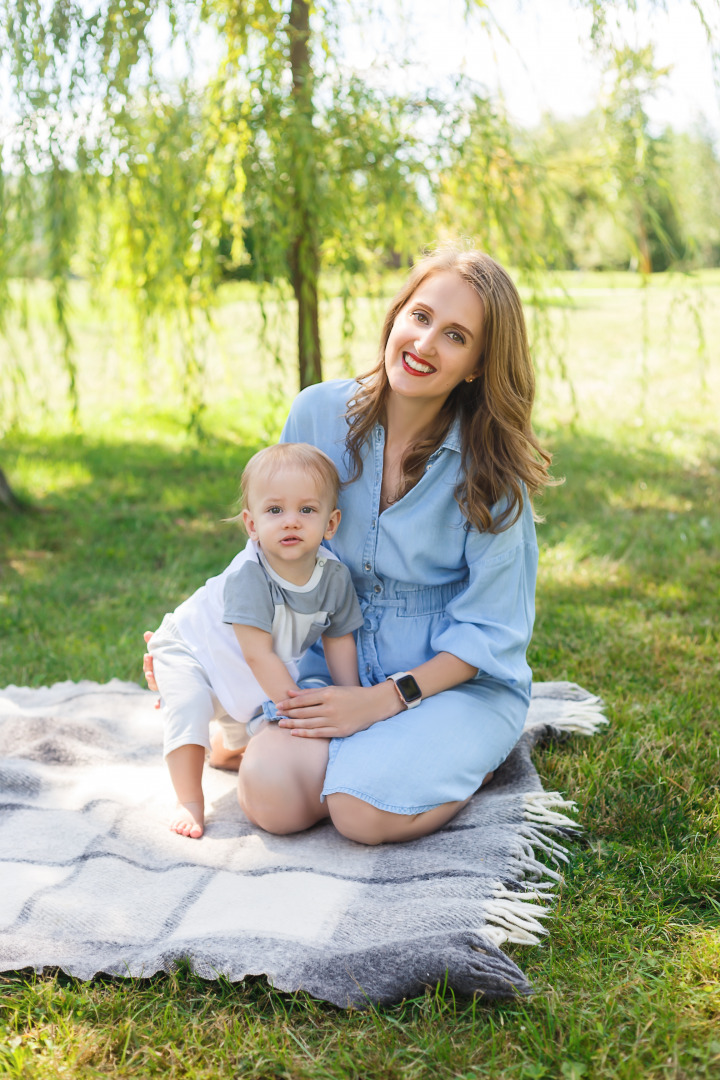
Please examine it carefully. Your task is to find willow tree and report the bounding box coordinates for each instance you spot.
[2,0,717,437]
[598,44,685,273]
[0,0,429,419]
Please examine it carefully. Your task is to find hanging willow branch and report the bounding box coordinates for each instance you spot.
[1,0,717,432]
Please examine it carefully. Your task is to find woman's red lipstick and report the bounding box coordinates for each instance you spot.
[402,352,436,375]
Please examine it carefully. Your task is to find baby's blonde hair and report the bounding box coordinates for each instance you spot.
[240,443,340,510]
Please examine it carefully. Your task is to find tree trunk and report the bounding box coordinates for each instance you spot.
[0,467,25,512]
[289,234,322,390]
[288,0,322,389]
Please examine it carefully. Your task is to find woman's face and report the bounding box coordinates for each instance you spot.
[384,270,484,408]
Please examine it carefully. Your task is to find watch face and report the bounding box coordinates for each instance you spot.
[396,674,422,703]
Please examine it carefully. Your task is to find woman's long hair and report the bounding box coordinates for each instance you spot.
[344,245,555,533]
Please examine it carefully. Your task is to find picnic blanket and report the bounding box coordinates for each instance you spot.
[0,679,606,1007]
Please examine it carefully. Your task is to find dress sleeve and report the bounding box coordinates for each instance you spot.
[279,381,353,475]
[222,562,275,632]
[280,382,328,445]
[430,498,539,688]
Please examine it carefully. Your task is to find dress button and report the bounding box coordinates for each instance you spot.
[364,561,372,572]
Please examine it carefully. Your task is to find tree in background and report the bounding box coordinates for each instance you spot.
[439,40,720,276]
[531,42,720,273]
[667,125,720,266]
[598,45,685,273]
[0,0,430,413]
[1,0,718,455]
[435,90,570,275]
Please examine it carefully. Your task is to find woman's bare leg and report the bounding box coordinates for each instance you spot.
[237,724,330,834]
[326,792,469,845]
[326,779,495,845]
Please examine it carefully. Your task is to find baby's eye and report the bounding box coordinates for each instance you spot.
[268,506,282,514]
[300,506,316,514]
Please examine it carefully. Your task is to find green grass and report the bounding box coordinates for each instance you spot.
[1,272,719,1078]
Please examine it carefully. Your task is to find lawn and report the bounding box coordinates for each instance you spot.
[1,271,719,1078]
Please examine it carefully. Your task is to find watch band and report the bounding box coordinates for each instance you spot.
[386,671,423,710]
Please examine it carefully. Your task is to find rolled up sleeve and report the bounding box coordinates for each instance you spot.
[430,506,538,692]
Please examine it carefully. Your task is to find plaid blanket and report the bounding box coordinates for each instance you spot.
[0,679,606,1007]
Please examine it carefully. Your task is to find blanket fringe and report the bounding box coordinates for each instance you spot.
[479,792,585,946]
[526,695,608,736]
[481,882,557,946]
[523,791,580,829]
[516,829,569,867]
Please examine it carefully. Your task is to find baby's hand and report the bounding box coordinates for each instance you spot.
[143,631,160,704]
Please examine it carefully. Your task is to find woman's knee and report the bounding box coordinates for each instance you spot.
[237,730,328,834]
[326,793,397,845]
[236,756,299,833]
[237,780,320,835]
[237,787,311,835]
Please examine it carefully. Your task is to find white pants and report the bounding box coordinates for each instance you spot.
[149,615,253,757]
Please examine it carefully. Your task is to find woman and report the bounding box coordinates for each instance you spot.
[145,245,553,845]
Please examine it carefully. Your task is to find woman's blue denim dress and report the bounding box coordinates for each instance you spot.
[281,380,538,814]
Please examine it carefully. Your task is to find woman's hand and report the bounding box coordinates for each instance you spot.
[276,682,401,739]
[142,631,160,697]
[276,653,478,739]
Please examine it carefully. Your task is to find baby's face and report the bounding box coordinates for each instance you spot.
[242,466,340,567]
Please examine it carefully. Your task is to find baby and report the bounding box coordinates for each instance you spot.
[149,442,363,838]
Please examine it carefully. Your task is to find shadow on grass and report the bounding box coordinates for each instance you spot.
[0,430,266,684]
[1,428,263,514]
[537,426,719,565]
[1,424,718,692]
[5,422,718,548]
[530,428,719,661]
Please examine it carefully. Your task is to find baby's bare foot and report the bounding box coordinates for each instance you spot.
[208,729,246,772]
[170,800,204,839]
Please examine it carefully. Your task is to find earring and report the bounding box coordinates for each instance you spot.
[465,374,476,383]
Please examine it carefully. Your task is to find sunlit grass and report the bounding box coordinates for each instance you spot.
[1,271,719,1077]
[3,268,719,439]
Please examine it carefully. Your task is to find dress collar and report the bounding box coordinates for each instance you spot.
[440,415,462,453]
[374,414,463,454]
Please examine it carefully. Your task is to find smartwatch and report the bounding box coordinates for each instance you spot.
[386,671,423,710]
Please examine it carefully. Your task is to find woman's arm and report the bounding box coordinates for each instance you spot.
[407,651,478,698]
[276,650,477,739]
